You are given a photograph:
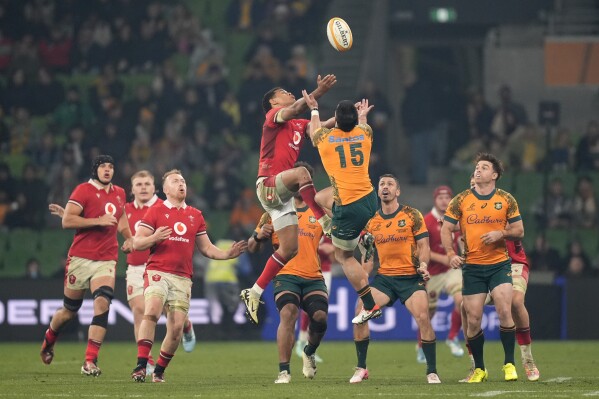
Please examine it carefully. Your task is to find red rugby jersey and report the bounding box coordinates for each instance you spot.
[125,195,162,266]
[139,200,207,279]
[257,107,309,177]
[424,209,461,276]
[67,180,126,261]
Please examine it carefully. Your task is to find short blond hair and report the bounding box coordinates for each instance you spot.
[130,170,154,183]
[162,169,183,185]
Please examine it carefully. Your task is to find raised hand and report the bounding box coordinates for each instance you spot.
[227,240,249,259]
[302,89,318,110]
[316,74,337,93]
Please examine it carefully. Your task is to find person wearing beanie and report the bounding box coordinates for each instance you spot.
[40,154,133,377]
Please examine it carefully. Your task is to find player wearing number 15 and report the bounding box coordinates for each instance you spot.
[302,91,380,325]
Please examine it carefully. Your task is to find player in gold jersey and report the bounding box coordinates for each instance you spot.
[248,162,328,384]
[349,174,441,384]
[441,153,524,383]
[302,91,380,325]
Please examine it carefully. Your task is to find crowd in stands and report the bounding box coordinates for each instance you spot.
[0,0,326,235]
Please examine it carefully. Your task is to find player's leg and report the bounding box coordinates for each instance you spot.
[446,269,465,356]
[405,289,441,383]
[490,280,517,381]
[151,309,186,383]
[462,293,487,379]
[350,284,390,383]
[315,186,334,217]
[458,301,476,382]
[512,280,540,381]
[132,272,167,382]
[278,167,330,230]
[295,311,310,358]
[301,291,328,379]
[418,273,442,364]
[41,285,84,365]
[81,270,115,377]
[275,291,300,383]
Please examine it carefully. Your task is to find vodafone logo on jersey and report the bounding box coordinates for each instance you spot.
[292,131,302,145]
[174,222,187,235]
[105,202,117,216]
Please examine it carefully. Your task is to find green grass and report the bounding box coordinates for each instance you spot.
[2,341,598,398]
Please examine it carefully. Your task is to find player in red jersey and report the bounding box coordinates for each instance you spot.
[459,176,540,382]
[240,74,337,325]
[417,186,465,363]
[130,169,247,383]
[124,171,196,371]
[40,155,133,377]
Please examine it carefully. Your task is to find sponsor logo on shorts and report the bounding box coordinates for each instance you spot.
[418,282,425,286]
[152,274,161,282]
[69,275,76,285]
[275,281,282,287]
[507,272,512,277]
[494,202,502,210]
[128,285,133,295]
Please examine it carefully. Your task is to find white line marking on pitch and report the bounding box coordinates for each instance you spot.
[583,392,599,397]
[470,392,536,397]
[544,377,573,383]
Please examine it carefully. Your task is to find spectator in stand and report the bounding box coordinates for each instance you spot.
[562,240,592,277]
[245,25,289,63]
[229,188,265,241]
[575,120,599,172]
[528,234,562,273]
[571,175,597,229]
[356,79,392,161]
[33,67,65,115]
[550,127,575,171]
[466,88,494,142]
[168,3,201,54]
[8,107,35,155]
[112,22,135,73]
[3,68,34,113]
[10,34,39,79]
[47,163,78,213]
[0,27,13,71]
[28,131,62,182]
[0,106,11,153]
[38,26,73,73]
[503,124,545,172]
[490,84,528,144]
[72,25,102,73]
[53,85,95,134]
[531,177,572,229]
[4,163,48,229]
[204,159,241,211]
[89,64,125,116]
[25,257,42,279]
[227,0,265,31]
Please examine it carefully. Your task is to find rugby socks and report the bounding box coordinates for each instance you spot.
[44,327,58,346]
[298,182,326,220]
[155,350,174,372]
[465,343,475,368]
[355,338,370,369]
[516,327,534,361]
[467,330,485,370]
[183,319,192,334]
[304,341,319,356]
[136,339,153,368]
[448,308,462,340]
[500,325,516,365]
[279,362,290,374]
[255,252,288,290]
[357,286,376,310]
[421,339,437,374]
[85,339,102,362]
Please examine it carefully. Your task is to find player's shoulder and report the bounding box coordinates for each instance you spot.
[452,189,473,203]
[495,188,516,201]
[401,204,423,218]
[356,123,373,137]
[312,126,332,146]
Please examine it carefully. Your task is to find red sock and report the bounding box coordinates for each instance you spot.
[85,339,102,362]
[416,329,422,348]
[183,319,192,334]
[137,339,153,360]
[148,354,155,366]
[516,327,532,345]
[45,327,58,346]
[256,252,288,289]
[300,311,309,332]
[157,350,174,369]
[448,308,463,340]
[298,183,325,219]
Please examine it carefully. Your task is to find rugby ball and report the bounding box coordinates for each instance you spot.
[327,17,353,52]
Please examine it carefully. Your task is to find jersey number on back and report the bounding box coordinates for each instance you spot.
[334,143,363,168]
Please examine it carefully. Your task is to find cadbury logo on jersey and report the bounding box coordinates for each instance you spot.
[466,215,504,225]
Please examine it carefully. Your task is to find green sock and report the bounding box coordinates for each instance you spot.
[357,286,376,310]
[500,325,516,365]
[467,330,485,370]
[421,339,437,374]
[279,362,290,373]
[355,338,369,369]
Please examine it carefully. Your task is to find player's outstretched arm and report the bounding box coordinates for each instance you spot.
[278,74,336,121]
[302,89,322,140]
[196,234,248,260]
[355,98,374,125]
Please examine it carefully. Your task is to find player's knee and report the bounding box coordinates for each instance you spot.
[276,293,300,314]
[143,314,159,323]
[309,318,327,334]
[296,166,311,181]
[92,285,114,305]
[91,311,109,328]
[63,295,83,313]
[303,295,328,323]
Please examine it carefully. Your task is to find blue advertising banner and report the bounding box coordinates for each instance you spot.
[261,277,502,341]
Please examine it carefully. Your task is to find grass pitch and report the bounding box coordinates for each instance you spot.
[1,341,598,398]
